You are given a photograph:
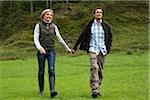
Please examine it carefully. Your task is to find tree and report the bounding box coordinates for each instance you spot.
[46,0,52,8]
[65,0,68,11]
[46,0,49,8]
[30,1,33,14]
[50,0,52,8]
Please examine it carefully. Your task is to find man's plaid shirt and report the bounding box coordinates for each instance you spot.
[89,19,107,55]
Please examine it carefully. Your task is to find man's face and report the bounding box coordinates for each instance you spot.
[43,11,53,22]
[94,9,103,20]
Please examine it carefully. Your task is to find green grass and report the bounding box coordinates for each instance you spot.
[0,52,149,100]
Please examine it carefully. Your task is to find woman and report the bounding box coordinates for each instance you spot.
[34,9,71,98]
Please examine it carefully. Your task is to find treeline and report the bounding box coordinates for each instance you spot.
[0,0,80,40]
[0,1,149,60]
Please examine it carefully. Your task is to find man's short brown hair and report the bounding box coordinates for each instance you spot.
[93,7,104,14]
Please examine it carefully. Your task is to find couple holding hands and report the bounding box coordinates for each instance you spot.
[34,7,112,98]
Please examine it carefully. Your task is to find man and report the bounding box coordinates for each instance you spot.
[72,7,112,98]
[34,9,72,98]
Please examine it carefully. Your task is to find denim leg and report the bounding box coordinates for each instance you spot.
[47,49,56,93]
[37,51,46,92]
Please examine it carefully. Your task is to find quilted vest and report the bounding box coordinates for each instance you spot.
[39,21,56,51]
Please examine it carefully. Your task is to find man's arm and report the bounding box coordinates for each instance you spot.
[72,32,83,51]
[107,26,112,53]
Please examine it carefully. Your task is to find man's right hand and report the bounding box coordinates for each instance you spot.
[39,47,46,54]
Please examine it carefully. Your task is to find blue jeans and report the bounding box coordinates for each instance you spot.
[37,49,56,93]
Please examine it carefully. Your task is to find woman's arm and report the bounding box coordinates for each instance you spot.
[55,25,71,52]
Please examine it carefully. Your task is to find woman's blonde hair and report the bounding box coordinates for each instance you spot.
[40,9,54,20]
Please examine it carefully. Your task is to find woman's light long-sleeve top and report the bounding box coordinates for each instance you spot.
[34,23,71,52]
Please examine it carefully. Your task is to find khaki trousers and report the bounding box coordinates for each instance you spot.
[89,52,105,93]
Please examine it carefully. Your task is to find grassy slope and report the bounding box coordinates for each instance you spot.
[0,1,149,60]
[0,52,149,100]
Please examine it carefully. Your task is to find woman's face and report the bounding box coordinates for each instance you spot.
[43,11,53,22]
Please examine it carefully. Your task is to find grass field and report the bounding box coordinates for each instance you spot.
[0,52,149,100]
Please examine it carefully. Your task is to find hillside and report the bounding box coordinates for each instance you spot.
[0,1,149,60]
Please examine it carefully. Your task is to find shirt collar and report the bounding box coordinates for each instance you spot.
[94,19,102,24]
